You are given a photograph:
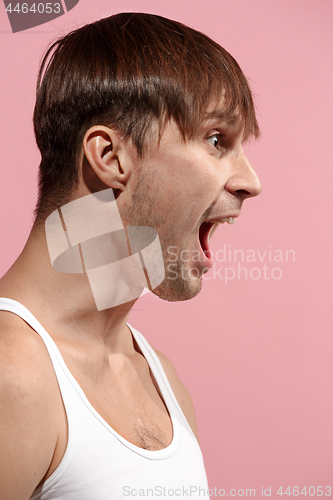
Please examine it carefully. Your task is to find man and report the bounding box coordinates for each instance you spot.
[0,12,261,499]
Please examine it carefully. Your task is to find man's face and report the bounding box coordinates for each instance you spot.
[120,110,262,302]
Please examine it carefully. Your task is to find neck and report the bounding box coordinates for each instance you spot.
[0,222,137,353]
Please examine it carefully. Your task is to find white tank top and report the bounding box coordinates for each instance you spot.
[0,298,209,499]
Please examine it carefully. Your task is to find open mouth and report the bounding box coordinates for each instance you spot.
[199,222,214,262]
[199,217,237,268]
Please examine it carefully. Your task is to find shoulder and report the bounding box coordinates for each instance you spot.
[0,310,62,412]
[153,346,200,442]
[0,310,58,385]
[0,311,62,498]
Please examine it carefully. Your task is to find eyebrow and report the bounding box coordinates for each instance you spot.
[203,108,248,143]
[204,109,241,126]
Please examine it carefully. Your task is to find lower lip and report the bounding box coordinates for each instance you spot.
[200,247,213,271]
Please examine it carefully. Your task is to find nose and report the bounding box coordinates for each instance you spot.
[226,149,262,200]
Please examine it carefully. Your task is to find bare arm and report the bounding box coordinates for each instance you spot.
[0,319,61,500]
[153,348,200,442]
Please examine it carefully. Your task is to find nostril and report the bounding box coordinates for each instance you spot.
[236,188,253,199]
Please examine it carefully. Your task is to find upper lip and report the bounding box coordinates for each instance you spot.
[203,212,241,224]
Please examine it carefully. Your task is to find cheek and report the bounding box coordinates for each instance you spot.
[171,156,218,194]
[147,149,224,217]
[181,170,223,214]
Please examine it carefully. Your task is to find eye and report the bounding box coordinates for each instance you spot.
[207,134,219,147]
[207,132,224,149]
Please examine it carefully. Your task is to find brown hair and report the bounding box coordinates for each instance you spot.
[33,12,260,219]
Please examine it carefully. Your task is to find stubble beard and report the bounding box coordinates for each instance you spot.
[125,170,202,303]
[152,247,203,302]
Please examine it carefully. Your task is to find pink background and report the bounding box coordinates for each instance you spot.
[1,0,332,493]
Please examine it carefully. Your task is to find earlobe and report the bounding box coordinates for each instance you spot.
[82,126,128,191]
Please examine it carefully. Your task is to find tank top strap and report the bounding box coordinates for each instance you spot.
[0,297,79,419]
[0,297,69,372]
[0,297,78,496]
[0,297,88,428]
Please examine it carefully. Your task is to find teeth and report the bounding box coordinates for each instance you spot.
[220,217,236,225]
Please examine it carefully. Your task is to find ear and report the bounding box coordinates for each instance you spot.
[82,126,130,192]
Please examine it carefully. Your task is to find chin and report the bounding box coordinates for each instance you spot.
[151,273,202,302]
